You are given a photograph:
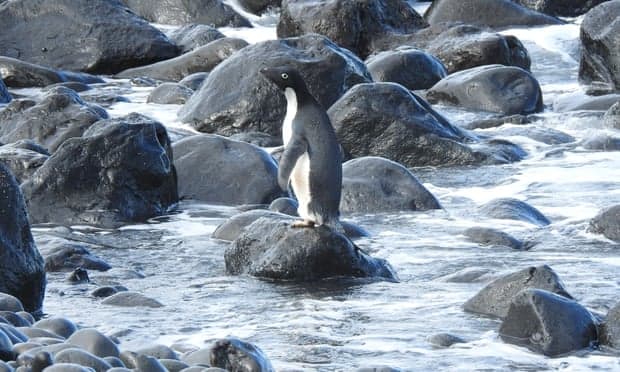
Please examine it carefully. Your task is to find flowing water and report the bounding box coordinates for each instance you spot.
[26,4,620,372]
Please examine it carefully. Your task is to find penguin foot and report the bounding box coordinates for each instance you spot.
[291,219,315,228]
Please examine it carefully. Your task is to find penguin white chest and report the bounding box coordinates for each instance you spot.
[282,87,297,146]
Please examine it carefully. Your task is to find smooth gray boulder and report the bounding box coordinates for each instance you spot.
[225,217,397,281]
[499,289,598,356]
[464,227,534,250]
[54,348,113,372]
[101,292,164,308]
[0,0,178,74]
[21,113,178,228]
[0,87,108,153]
[424,0,563,28]
[0,57,103,88]
[122,0,251,28]
[167,24,226,53]
[478,198,551,226]
[602,302,620,348]
[209,338,274,372]
[277,0,428,58]
[365,49,447,90]
[0,164,46,314]
[513,0,608,17]
[579,0,620,92]
[178,34,371,140]
[341,157,441,213]
[589,205,620,242]
[173,134,281,205]
[582,133,620,151]
[464,265,572,318]
[329,82,526,167]
[427,65,543,115]
[66,329,119,358]
[147,83,194,105]
[116,38,248,82]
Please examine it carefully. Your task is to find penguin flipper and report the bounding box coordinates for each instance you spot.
[278,136,307,191]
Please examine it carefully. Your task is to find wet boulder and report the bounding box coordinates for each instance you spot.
[167,24,226,53]
[602,302,620,348]
[210,338,274,372]
[43,244,112,272]
[414,25,531,74]
[66,329,120,358]
[478,198,551,226]
[427,65,544,115]
[213,209,367,241]
[341,157,441,213]
[365,49,447,90]
[513,0,609,17]
[499,289,598,356]
[579,0,620,92]
[464,265,572,318]
[54,348,113,371]
[464,227,534,250]
[122,0,251,28]
[0,57,103,88]
[21,113,178,228]
[33,317,78,339]
[179,72,210,91]
[277,0,428,59]
[225,217,397,281]
[553,91,620,112]
[424,0,563,28]
[178,34,371,140]
[0,78,10,103]
[603,101,620,129]
[0,87,108,153]
[329,82,525,167]
[0,0,178,74]
[101,292,164,308]
[0,141,49,183]
[147,83,194,105]
[589,205,620,242]
[0,164,46,314]
[116,38,248,82]
[172,134,281,205]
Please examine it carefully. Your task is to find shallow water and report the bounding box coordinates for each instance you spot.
[23,5,620,372]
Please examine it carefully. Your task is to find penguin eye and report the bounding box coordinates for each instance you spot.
[281,73,289,80]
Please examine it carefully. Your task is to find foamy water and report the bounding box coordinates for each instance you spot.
[31,6,620,372]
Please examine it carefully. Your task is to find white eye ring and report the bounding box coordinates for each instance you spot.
[281,73,289,80]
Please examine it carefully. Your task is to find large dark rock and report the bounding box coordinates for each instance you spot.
[147,83,194,105]
[513,0,609,17]
[0,57,104,88]
[21,113,178,228]
[172,134,281,205]
[116,38,248,82]
[0,78,10,103]
[0,163,46,314]
[365,49,447,90]
[178,34,371,140]
[589,205,620,242]
[603,101,620,129]
[464,265,572,319]
[0,141,49,183]
[0,87,108,153]
[464,227,534,250]
[499,289,598,356]
[329,82,526,167]
[478,198,551,226]
[277,0,428,59]
[122,0,251,27]
[424,0,563,28]
[209,338,274,372]
[43,243,112,272]
[413,25,531,74]
[427,65,544,115]
[579,0,620,92]
[341,156,441,213]
[225,217,397,281]
[167,24,226,53]
[0,0,178,74]
[602,302,620,348]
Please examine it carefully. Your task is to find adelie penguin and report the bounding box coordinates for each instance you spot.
[260,66,342,229]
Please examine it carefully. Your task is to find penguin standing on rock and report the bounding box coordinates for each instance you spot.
[260,66,342,229]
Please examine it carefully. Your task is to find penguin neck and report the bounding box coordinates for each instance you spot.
[282,87,298,146]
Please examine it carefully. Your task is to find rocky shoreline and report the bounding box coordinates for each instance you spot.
[1,0,620,370]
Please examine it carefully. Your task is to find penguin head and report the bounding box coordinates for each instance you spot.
[260,66,306,92]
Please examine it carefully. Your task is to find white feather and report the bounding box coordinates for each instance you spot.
[282,87,297,146]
